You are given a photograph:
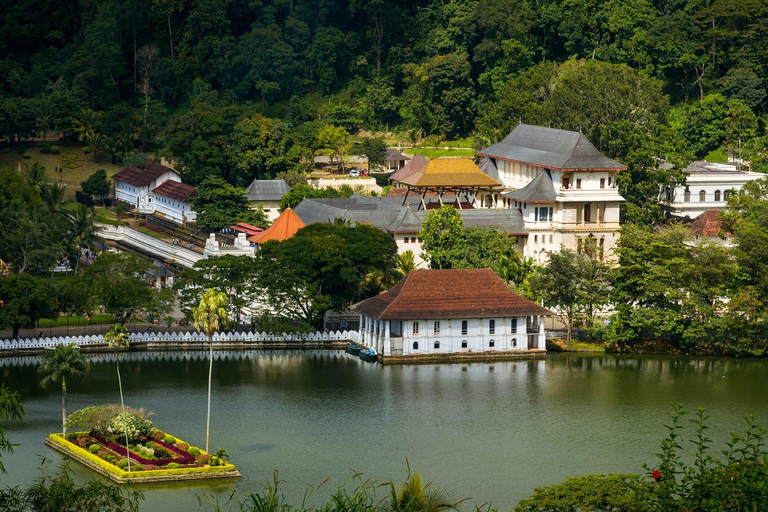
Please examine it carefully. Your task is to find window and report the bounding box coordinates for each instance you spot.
[512,338,517,347]
[434,341,440,349]
[413,342,419,350]
[412,322,419,335]
[684,190,690,202]
[549,207,553,221]
[584,203,591,223]
[715,190,721,201]
[461,320,468,335]
[608,176,612,187]
[511,319,517,333]
[576,178,582,189]
[549,234,553,244]
[534,207,539,220]
[539,208,548,221]
[461,340,467,348]
[489,319,495,335]
[562,177,570,189]
[534,235,538,243]
[600,178,605,189]
[434,321,440,334]
[699,190,706,202]
[724,190,731,200]
[489,340,495,348]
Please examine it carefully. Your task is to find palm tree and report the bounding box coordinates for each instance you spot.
[104,324,132,472]
[396,250,417,278]
[40,183,71,216]
[38,344,89,437]
[67,204,101,274]
[24,162,48,189]
[387,471,462,512]
[193,289,229,453]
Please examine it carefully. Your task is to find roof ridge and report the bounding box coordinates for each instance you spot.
[378,272,412,318]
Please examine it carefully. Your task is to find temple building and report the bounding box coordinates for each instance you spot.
[477,124,626,262]
[354,268,551,362]
[244,179,291,222]
[112,160,181,214]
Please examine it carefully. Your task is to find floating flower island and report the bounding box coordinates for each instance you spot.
[45,427,241,484]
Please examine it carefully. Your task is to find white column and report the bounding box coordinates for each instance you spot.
[539,315,546,350]
[384,320,390,355]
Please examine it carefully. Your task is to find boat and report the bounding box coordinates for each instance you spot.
[358,348,378,362]
[345,343,362,355]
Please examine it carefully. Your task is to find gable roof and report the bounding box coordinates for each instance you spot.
[232,222,264,236]
[247,208,305,244]
[690,210,729,237]
[477,124,626,171]
[502,169,557,204]
[354,269,552,320]
[151,180,197,202]
[398,158,502,188]
[385,149,410,161]
[479,157,500,181]
[389,154,428,183]
[112,160,176,187]
[245,179,291,202]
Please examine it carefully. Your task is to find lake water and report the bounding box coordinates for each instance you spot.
[2,350,768,510]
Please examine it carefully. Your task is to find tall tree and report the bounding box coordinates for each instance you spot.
[38,344,89,437]
[193,289,228,454]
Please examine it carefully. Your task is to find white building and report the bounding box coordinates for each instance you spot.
[112,161,181,214]
[151,180,197,224]
[244,179,290,222]
[662,160,764,219]
[354,268,551,361]
[477,124,626,263]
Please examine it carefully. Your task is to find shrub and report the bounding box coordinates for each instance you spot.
[152,430,164,440]
[104,455,117,464]
[50,145,60,153]
[209,456,220,467]
[109,413,154,443]
[77,437,90,448]
[22,153,31,159]
[163,435,175,444]
[89,444,100,454]
[197,454,210,465]
[166,463,180,469]
[188,447,201,457]
[83,147,91,154]
[116,459,128,469]
[176,442,189,451]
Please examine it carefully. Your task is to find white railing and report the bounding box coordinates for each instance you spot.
[97,224,203,268]
[0,330,356,352]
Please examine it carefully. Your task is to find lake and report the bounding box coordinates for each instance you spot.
[2,350,768,510]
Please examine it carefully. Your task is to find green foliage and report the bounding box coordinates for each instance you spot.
[163,435,176,445]
[89,444,100,454]
[356,136,388,167]
[0,385,24,474]
[192,176,260,230]
[418,206,464,270]
[66,405,150,434]
[109,413,154,443]
[515,474,639,512]
[317,125,353,172]
[279,184,351,211]
[0,273,57,338]
[121,153,147,168]
[80,170,110,202]
[188,447,201,457]
[166,463,180,470]
[670,94,728,158]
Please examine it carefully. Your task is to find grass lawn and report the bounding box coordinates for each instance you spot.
[406,148,476,158]
[38,314,116,328]
[135,225,170,240]
[94,207,125,226]
[0,147,125,196]
[417,137,474,149]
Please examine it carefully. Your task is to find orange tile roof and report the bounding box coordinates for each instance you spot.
[247,208,305,244]
[690,210,729,237]
[398,158,502,188]
[354,269,552,320]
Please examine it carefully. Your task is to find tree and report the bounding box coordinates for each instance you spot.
[193,176,261,230]
[386,471,462,512]
[356,137,387,169]
[531,249,611,342]
[80,169,110,205]
[0,385,23,474]
[25,162,48,190]
[316,125,352,173]
[225,115,298,188]
[396,250,418,278]
[103,324,132,472]
[0,274,57,339]
[278,184,350,211]
[66,204,100,274]
[193,289,228,454]
[418,206,464,269]
[725,99,758,168]
[38,344,89,437]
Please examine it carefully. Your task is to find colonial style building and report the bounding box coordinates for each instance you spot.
[112,160,181,214]
[151,180,197,224]
[477,124,626,262]
[688,210,733,247]
[662,160,764,219]
[244,179,291,222]
[384,149,409,170]
[354,268,551,361]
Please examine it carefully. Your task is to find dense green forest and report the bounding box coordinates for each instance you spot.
[2,0,767,205]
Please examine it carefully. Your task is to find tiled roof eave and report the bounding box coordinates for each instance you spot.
[475,153,626,172]
[376,307,553,320]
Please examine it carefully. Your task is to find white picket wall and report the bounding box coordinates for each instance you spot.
[0,330,356,352]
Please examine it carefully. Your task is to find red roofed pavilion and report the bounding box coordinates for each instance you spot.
[353,268,551,361]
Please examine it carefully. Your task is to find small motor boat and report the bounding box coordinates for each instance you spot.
[358,348,378,362]
[345,343,362,355]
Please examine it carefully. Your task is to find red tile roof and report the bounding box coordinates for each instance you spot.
[232,222,264,235]
[113,160,175,187]
[248,208,305,244]
[389,154,428,183]
[151,180,197,202]
[354,269,552,320]
[690,210,729,237]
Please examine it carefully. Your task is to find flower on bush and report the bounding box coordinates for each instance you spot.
[652,469,662,482]
[109,413,154,443]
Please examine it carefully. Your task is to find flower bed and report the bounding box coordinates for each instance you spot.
[89,432,195,466]
[45,431,240,484]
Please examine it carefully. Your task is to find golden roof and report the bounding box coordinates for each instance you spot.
[398,158,502,188]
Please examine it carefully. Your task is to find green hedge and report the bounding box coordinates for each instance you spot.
[48,433,229,481]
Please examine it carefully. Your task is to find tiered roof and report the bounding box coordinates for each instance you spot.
[354,269,552,320]
[399,158,502,188]
[247,208,305,244]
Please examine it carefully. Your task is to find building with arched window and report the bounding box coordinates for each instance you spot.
[354,269,552,362]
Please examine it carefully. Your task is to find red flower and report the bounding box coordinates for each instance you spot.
[652,469,662,482]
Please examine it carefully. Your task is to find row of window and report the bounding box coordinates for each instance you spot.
[403,237,424,244]
[684,190,730,202]
[534,207,554,221]
[412,339,517,349]
[562,177,613,190]
[412,319,518,335]
[533,234,554,244]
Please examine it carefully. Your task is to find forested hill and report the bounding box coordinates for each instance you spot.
[2,0,767,224]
